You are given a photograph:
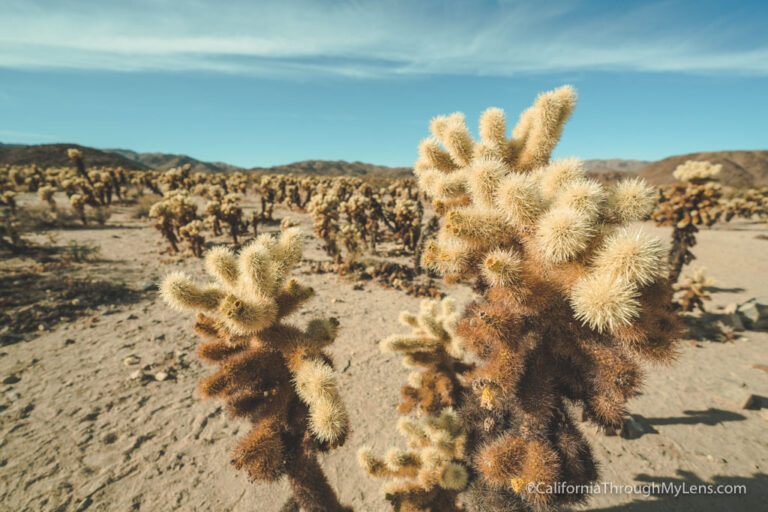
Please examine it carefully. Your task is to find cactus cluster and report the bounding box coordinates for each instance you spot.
[148,191,200,254]
[722,186,768,222]
[161,228,351,511]
[392,86,683,511]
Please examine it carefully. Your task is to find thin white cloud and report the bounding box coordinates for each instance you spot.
[1,0,766,76]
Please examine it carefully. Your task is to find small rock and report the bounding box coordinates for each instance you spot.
[2,374,20,385]
[141,281,158,292]
[738,297,768,330]
[127,314,138,320]
[102,432,118,445]
[621,416,645,439]
[129,370,144,380]
[154,371,169,382]
[123,355,141,366]
[723,313,745,331]
[723,303,738,315]
[352,284,364,290]
[64,338,76,346]
[153,333,166,341]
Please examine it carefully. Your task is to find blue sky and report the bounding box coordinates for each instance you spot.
[1,0,767,167]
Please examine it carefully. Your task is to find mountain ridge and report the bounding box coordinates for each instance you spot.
[2,142,766,186]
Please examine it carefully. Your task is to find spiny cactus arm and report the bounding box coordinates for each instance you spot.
[275,279,316,319]
[161,272,225,311]
[218,293,278,335]
[293,357,349,446]
[358,447,421,478]
[205,246,239,288]
[515,85,578,171]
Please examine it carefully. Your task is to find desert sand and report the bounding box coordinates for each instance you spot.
[1,193,767,512]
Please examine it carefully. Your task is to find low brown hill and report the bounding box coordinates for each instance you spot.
[0,143,150,170]
[250,160,413,178]
[108,149,243,174]
[638,150,768,188]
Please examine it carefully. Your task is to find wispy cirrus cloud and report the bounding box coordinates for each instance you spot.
[1,0,766,77]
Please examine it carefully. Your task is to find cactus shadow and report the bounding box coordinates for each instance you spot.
[634,408,746,429]
[707,287,746,294]
[586,470,768,512]
[681,313,738,342]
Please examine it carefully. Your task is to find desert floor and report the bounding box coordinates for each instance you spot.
[1,193,767,512]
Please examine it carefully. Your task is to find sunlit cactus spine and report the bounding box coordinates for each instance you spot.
[408,86,680,511]
[652,160,724,283]
[160,228,351,512]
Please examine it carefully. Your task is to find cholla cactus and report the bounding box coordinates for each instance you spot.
[722,186,768,222]
[380,298,471,416]
[70,194,87,225]
[38,185,57,211]
[220,194,245,245]
[359,408,469,512]
[673,266,716,312]
[1,191,16,215]
[148,192,198,253]
[161,229,351,511]
[408,86,680,511]
[67,148,94,188]
[205,199,223,236]
[179,220,206,258]
[307,192,341,260]
[259,176,277,220]
[391,198,423,253]
[653,160,724,283]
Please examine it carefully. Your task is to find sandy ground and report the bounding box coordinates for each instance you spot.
[1,193,767,512]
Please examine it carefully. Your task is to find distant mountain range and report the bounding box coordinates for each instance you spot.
[1,142,766,187]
